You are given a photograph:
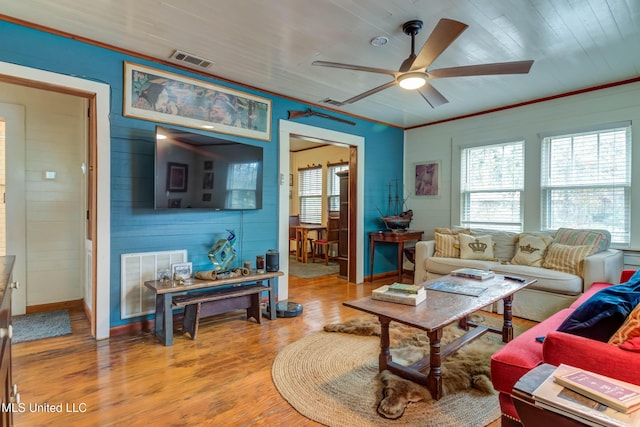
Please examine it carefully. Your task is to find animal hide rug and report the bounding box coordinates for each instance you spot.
[324,314,502,419]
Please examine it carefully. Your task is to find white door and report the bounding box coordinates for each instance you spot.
[0,103,27,314]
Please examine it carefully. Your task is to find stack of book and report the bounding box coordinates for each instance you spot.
[371,283,426,306]
[532,364,640,426]
[450,268,495,280]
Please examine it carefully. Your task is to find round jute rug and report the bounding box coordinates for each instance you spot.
[272,331,500,427]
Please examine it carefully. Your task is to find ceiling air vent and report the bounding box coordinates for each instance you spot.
[169,50,214,69]
[320,98,345,107]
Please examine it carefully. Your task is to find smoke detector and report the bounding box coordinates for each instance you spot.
[370,36,389,47]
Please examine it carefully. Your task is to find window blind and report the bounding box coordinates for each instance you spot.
[327,164,348,212]
[541,125,631,244]
[460,141,524,231]
[298,166,322,224]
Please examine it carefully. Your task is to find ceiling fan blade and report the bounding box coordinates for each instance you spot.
[399,54,417,73]
[411,19,468,71]
[417,82,449,108]
[341,81,397,105]
[428,60,534,78]
[312,61,398,77]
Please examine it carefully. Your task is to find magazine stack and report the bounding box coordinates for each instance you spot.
[532,364,640,426]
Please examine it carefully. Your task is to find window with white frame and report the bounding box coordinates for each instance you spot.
[327,163,348,212]
[541,124,631,245]
[460,141,524,232]
[298,166,322,224]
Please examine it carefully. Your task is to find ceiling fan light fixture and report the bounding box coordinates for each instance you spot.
[398,72,427,90]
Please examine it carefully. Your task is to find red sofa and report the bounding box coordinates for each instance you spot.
[490,270,640,426]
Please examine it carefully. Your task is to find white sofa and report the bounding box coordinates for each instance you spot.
[414,228,623,322]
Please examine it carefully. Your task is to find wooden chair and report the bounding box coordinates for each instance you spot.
[312,213,340,265]
[289,215,300,256]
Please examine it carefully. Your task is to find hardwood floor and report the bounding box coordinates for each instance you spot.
[12,272,530,426]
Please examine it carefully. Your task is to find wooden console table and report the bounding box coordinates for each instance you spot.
[368,230,423,282]
[145,271,282,346]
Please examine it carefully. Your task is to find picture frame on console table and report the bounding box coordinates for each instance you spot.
[171,262,192,280]
[123,62,272,141]
[413,160,440,198]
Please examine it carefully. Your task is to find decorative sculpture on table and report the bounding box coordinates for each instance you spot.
[208,230,237,273]
[377,179,413,232]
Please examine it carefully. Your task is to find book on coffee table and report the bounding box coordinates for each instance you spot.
[372,285,426,306]
[450,268,495,280]
[387,283,424,294]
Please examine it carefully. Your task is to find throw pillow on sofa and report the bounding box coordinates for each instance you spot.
[459,234,495,260]
[609,302,640,346]
[433,228,471,258]
[511,233,553,267]
[542,242,594,275]
[557,270,640,342]
[554,227,610,253]
[434,233,460,258]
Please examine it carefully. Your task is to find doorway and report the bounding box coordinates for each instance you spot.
[0,104,26,314]
[278,120,364,301]
[1,90,86,319]
[0,61,111,339]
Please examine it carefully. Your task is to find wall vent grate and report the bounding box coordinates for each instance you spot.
[321,98,345,106]
[120,249,187,319]
[169,50,214,69]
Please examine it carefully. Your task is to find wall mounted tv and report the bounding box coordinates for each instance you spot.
[155,126,263,210]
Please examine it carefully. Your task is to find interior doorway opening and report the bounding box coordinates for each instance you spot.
[0,61,111,339]
[289,137,348,279]
[278,120,364,302]
[0,120,5,255]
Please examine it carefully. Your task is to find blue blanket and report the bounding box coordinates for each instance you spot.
[557,270,640,342]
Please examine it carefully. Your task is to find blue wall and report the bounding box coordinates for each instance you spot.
[0,20,405,326]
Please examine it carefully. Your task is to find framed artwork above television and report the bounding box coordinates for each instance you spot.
[123,62,272,141]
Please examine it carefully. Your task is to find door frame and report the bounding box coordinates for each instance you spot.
[278,119,364,299]
[1,104,26,315]
[0,61,111,339]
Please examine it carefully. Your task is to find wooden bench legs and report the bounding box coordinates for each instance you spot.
[182,303,201,339]
[179,286,266,340]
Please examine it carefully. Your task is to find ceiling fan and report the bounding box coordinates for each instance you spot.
[312,18,534,108]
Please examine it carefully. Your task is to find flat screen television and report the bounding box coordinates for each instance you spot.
[154,126,263,210]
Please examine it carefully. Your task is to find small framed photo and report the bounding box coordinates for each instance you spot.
[171,262,192,280]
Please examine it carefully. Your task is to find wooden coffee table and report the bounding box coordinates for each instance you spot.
[343,274,535,400]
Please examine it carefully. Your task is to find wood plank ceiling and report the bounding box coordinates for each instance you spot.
[1,0,639,128]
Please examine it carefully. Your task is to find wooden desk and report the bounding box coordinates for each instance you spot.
[144,271,282,346]
[294,224,326,263]
[369,230,423,282]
